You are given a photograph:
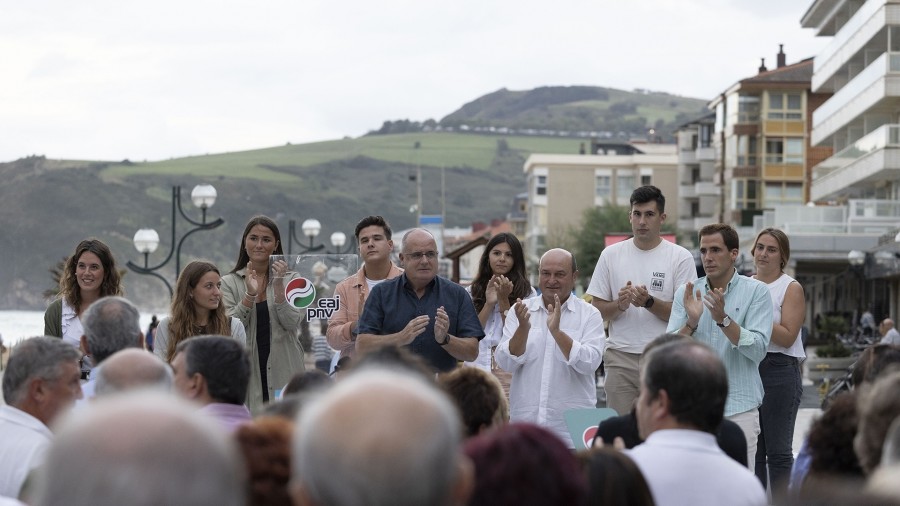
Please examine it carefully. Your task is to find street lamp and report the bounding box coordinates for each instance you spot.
[126,185,225,296]
[327,231,356,254]
[287,218,326,255]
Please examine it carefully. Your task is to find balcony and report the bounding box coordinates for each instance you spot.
[679,149,697,165]
[811,124,900,200]
[696,146,715,161]
[812,52,900,145]
[811,0,890,91]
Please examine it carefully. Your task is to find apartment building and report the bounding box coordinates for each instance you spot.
[798,0,900,325]
[675,112,719,245]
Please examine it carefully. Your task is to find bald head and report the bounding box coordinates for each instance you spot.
[95,349,172,397]
[293,369,467,506]
[33,392,245,506]
[538,248,577,306]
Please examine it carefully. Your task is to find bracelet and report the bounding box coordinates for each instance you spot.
[245,291,258,299]
[685,323,698,336]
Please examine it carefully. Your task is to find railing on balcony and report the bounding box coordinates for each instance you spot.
[813,0,884,79]
[754,200,900,235]
[813,52,900,127]
[813,124,900,179]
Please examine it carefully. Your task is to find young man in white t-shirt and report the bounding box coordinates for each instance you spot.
[587,186,696,415]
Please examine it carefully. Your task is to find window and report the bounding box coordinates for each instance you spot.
[738,96,760,123]
[616,170,635,201]
[700,124,713,148]
[641,174,651,186]
[595,174,611,200]
[535,175,547,196]
[737,135,758,166]
[764,182,804,206]
[733,179,759,210]
[767,93,803,120]
[765,138,803,164]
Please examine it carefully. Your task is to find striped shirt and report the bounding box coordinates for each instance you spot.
[667,270,773,416]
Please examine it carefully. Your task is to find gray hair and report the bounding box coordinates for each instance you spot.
[94,350,174,397]
[2,336,81,406]
[293,368,463,506]
[33,392,245,506]
[82,296,142,364]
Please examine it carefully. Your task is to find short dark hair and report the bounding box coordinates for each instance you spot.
[176,336,249,405]
[642,340,727,433]
[354,215,392,240]
[699,223,740,251]
[630,185,665,213]
[439,367,506,437]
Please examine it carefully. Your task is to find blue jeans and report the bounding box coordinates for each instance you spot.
[755,352,802,495]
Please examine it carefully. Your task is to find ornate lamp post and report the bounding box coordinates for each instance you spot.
[327,231,356,254]
[287,218,325,255]
[126,184,225,296]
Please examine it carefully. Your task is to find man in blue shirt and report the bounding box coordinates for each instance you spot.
[357,228,483,371]
[666,223,772,469]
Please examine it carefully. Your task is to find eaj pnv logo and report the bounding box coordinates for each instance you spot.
[285,278,316,308]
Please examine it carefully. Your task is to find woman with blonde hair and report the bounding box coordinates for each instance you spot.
[751,227,805,496]
[154,261,246,362]
[44,238,124,376]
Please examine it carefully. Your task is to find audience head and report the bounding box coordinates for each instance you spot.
[172,336,250,406]
[851,344,900,387]
[94,349,173,396]
[439,366,508,437]
[463,423,587,506]
[698,223,740,252]
[80,296,142,365]
[2,336,82,426]
[59,238,122,306]
[33,392,245,506]
[807,392,863,480]
[576,447,655,506]
[282,370,332,398]
[753,227,791,271]
[353,344,434,379]
[855,371,900,474]
[637,339,727,437]
[292,368,471,506]
[235,416,294,506]
[538,248,577,306]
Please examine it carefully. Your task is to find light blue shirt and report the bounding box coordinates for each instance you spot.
[667,270,773,416]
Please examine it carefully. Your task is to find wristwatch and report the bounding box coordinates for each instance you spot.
[643,295,655,309]
[716,315,732,328]
[438,333,451,346]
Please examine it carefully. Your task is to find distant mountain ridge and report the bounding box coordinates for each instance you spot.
[371,86,709,142]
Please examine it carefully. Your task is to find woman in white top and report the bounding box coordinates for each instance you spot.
[155,260,246,362]
[751,227,806,496]
[44,238,124,377]
[465,233,535,371]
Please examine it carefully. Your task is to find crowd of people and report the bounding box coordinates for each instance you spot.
[1,185,899,505]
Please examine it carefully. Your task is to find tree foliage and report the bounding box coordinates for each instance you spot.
[569,204,632,287]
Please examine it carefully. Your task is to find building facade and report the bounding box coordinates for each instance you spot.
[675,113,719,246]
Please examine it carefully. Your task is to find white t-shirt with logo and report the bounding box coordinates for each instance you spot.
[587,238,696,353]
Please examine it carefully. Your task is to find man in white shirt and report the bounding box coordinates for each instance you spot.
[495,248,605,447]
[0,337,82,499]
[879,318,900,345]
[628,339,765,506]
[587,185,696,415]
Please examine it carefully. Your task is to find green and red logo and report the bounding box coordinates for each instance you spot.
[285,277,316,308]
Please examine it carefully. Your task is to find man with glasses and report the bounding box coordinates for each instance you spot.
[357,228,484,372]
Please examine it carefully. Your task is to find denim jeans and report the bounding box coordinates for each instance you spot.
[755,352,802,495]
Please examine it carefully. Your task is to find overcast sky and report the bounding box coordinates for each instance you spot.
[1,1,825,162]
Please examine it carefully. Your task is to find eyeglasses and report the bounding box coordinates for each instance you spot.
[404,251,438,261]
